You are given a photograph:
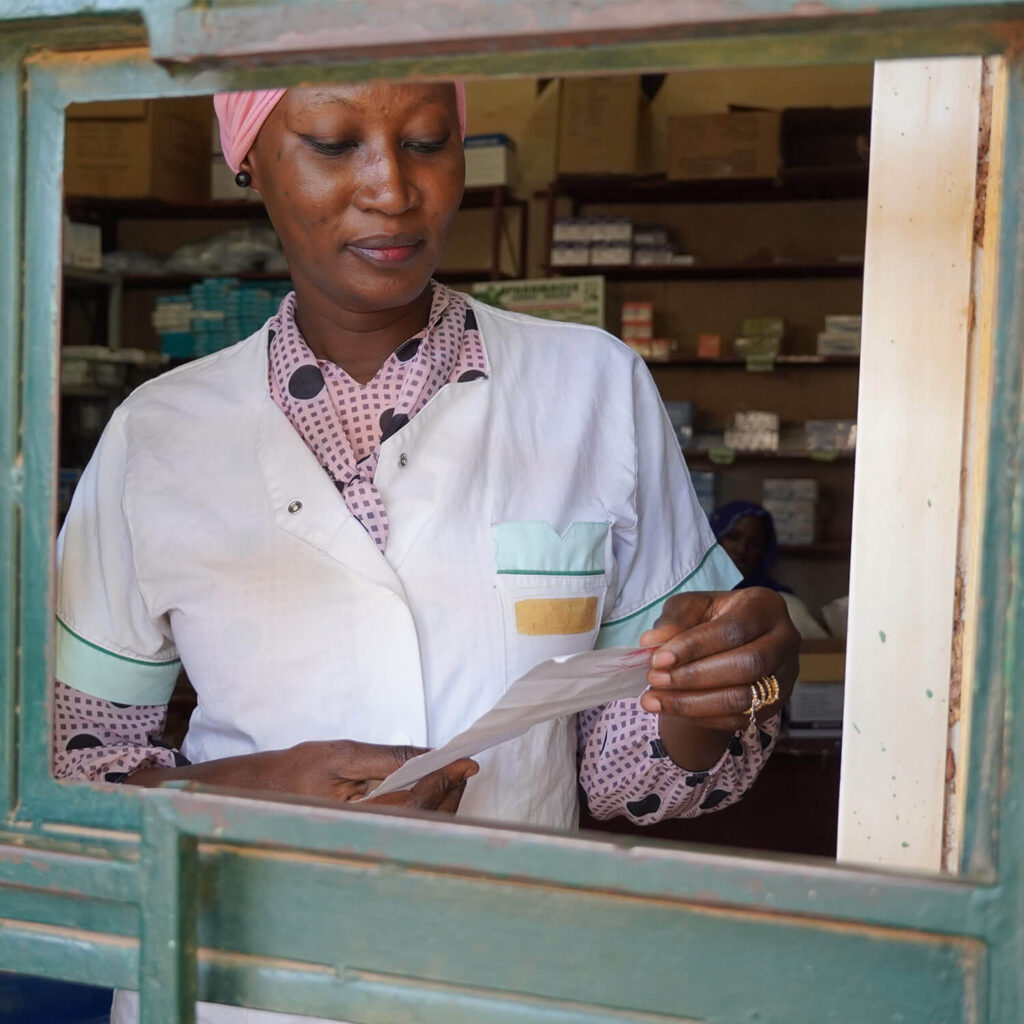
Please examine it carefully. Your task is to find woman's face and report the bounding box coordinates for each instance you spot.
[720,514,768,579]
[245,82,465,314]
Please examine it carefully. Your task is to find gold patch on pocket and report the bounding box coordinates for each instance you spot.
[515,597,599,636]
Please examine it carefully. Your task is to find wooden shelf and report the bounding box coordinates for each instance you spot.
[647,355,859,369]
[116,270,290,288]
[66,186,528,284]
[436,268,516,283]
[547,261,863,281]
[777,541,852,558]
[545,166,869,206]
[66,197,270,220]
[685,448,855,463]
[110,268,510,289]
[65,186,518,220]
[773,733,842,756]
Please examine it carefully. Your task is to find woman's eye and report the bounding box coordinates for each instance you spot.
[301,135,357,156]
[405,137,449,155]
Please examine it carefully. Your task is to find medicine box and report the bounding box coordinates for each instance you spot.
[464,133,517,188]
[62,217,102,270]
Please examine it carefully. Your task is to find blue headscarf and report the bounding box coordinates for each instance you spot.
[709,500,791,592]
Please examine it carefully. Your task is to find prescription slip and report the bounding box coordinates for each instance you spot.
[367,646,652,799]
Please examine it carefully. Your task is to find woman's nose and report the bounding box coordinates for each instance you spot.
[354,147,417,215]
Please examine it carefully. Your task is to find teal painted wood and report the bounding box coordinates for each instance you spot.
[0,886,137,937]
[0,840,140,901]
[959,56,1024,1024]
[17,43,65,835]
[0,8,1023,1024]
[14,51,224,837]
[0,917,138,990]
[0,48,22,824]
[120,0,1024,68]
[140,808,197,1024]
[0,840,141,988]
[143,788,997,939]
[8,0,1024,84]
[135,798,985,1024]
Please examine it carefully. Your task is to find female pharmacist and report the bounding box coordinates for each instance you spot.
[53,81,799,1024]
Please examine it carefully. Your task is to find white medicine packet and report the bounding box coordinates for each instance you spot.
[364,646,653,800]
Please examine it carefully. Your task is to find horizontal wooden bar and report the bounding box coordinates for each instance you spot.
[143,788,1001,940]
[181,842,985,1023]
[0,917,137,990]
[0,841,140,901]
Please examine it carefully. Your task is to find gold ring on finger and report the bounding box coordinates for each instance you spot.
[747,683,763,731]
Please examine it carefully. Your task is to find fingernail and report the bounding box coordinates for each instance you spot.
[651,650,676,669]
[642,694,662,714]
[649,671,671,685]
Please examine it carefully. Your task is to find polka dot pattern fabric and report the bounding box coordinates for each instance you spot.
[268,282,488,552]
[51,679,185,783]
[577,699,780,824]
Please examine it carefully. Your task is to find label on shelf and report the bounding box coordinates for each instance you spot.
[745,354,776,373]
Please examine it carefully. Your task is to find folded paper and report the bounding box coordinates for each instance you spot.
[365,645,653,800]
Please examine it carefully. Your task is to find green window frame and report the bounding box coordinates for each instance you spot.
[1,4,1022,1021]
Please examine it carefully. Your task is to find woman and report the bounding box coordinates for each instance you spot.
[54,81,798,1024]
[711,500,828,638]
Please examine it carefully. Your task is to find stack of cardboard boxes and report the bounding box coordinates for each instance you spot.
[65,98,212,204]
[762,478,818,546]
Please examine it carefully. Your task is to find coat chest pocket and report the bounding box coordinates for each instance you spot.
[492,521,610,685]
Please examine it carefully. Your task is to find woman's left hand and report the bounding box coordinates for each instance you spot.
[637,588,800,766]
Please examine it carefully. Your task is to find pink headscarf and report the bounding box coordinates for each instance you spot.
[214,83,467,174]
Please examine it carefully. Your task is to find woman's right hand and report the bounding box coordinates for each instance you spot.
[127,739,478,815]
[260,739,478,813]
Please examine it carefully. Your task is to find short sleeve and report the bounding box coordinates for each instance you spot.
[55,408,180,705]
[596,357,741,649]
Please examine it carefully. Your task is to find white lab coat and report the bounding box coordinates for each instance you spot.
[56,298,739,1024]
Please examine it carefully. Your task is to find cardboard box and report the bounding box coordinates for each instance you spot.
[798,639,847,681]
[557,76,643,176]
[798,653,846,683]
[62,216,102,270]
[788,681,844,726]
[697,333,722,358]
[65,98,212,203]
[464,133,516,188]
[667,111,781,181]
[471,276,605,328]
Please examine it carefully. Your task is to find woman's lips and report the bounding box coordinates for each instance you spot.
[348,236,425,266]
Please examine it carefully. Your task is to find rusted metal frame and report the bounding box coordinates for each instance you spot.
[140,804,198,1024]
[957,53,1024,1024]
[0,40,26,827]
